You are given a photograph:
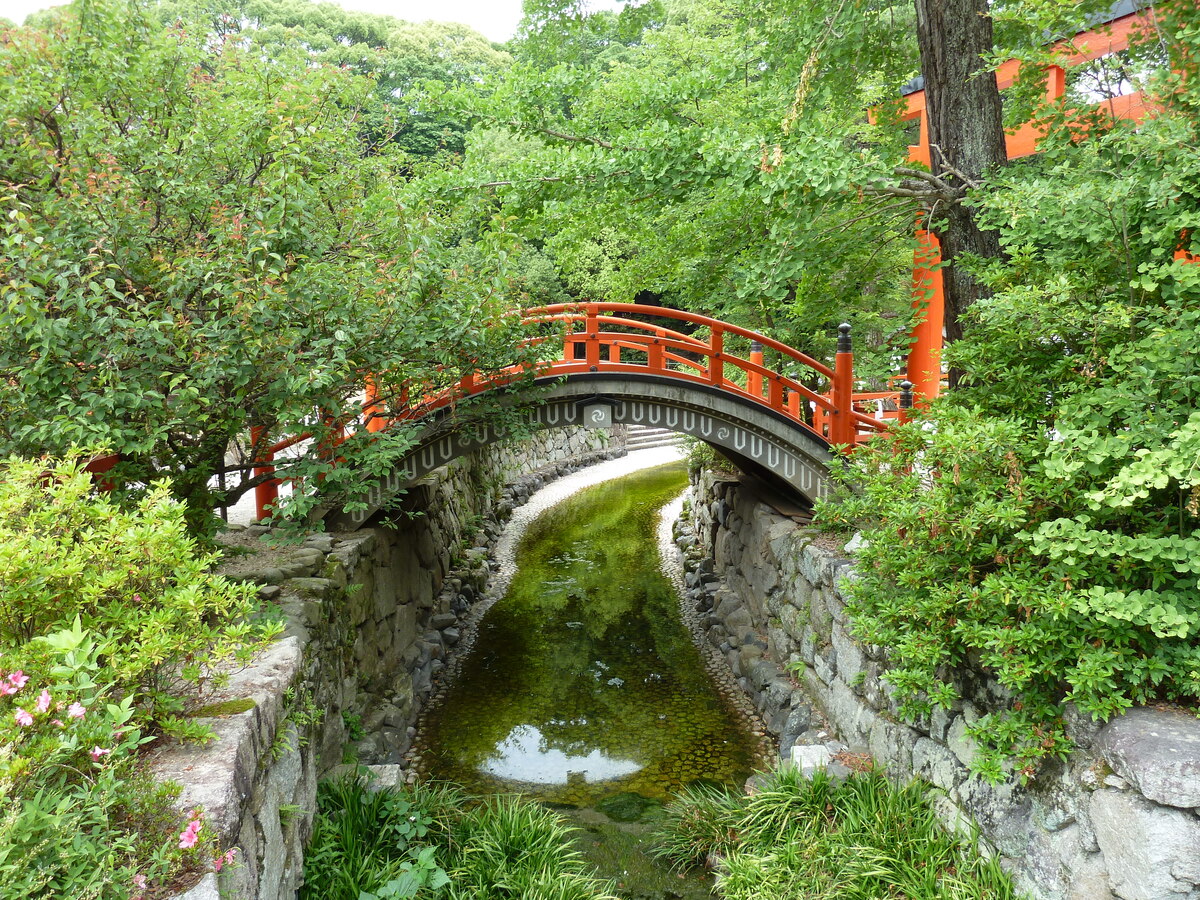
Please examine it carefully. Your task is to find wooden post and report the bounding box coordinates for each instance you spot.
[748,340,764,398]
[830,324,855,446]
[787,388,801,419]
[907,227,945,401]
[648,333,664,371]
[898,379,914,425]
[585,304,600,369]
[251,426,278,521]
[768,376,783,409]
[364,377,387,433]
[708,327,724,386]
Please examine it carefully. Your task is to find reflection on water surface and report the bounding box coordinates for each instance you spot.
[480,723,643,784]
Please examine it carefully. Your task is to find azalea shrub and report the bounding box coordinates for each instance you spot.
[0,454,277,730]
[0,454,278,897]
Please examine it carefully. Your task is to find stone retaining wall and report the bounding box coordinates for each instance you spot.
[682,468,1200,900]
[156,428,622,900]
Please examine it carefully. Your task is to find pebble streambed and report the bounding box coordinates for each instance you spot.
[409,454,768,898]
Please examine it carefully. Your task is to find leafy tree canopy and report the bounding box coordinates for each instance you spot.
[154,0,511,160]
[0,0,538,535]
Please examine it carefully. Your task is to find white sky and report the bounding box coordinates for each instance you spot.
[0,0,627,42]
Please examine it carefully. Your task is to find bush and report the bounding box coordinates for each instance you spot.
[655,767,1020,900]
[818,290,1200,780]
[0,453,278,898]
[302,776,619,900]
[0,454,273,727]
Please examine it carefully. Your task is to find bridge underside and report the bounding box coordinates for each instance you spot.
[327,374,834,530]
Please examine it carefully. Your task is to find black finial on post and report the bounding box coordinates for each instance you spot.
[750,340,763,353]
[837,323,852,353]
[900,380,914,410]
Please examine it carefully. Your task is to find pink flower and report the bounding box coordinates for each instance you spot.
[130,872,148,900]
[90,746,111,761]
[35,689,51,714]
[8,671,28,691]
[212,847,238,872]
[51,718,64,727]
[68,702,87,719]
[14,708,32,727]
[0,682,15,697]
[178,813,203,850]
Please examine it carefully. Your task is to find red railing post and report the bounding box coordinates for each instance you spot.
[787,388,801,420]
[251,425,278,521]
[830,323,855,446]
[897,379,914,425]
[648,331,664,371]
[748,340,764,398]
[585,304,600,369]
[708,327,724,386]
[608,343,621,364]
[364,377,387,433]
[768,375,783,410]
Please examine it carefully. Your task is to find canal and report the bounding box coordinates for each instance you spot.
[410,460,765,898]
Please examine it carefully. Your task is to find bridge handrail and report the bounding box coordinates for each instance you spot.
[526,303,837,380]
[242,308,890,520]
[550,330,838,412]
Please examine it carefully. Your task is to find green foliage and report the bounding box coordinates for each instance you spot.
[156,0,510,162]
[302,777,616,900]
[421,0,923,382]
[439,793,617,900]
[0,454,277,722]
[0,453,279,897]
[0,0,543,535]
[685,438,739,477]
[655,767,1020,899]
[816,8,1200,779]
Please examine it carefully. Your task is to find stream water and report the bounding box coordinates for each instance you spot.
[411,461,764,898]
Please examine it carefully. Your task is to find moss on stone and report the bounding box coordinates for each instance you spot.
[191,698,256,717]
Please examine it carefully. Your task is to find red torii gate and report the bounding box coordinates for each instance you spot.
[898,2,1189,400]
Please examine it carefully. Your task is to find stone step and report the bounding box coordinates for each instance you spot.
[625,425,685,450]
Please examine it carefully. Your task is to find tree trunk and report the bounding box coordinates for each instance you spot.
[913,0,1008,378]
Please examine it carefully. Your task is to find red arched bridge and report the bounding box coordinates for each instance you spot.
[248,304,911,528]
[246,303,916,528]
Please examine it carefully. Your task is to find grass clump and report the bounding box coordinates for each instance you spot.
[301,775,619,900]
[654,767,1023,900]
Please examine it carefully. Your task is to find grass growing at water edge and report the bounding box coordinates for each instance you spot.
[654,766,1024,900]
[301,775,620,900]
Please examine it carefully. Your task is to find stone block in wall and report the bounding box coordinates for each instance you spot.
[251,728,307,900]
[1096,706,1200,810]
[911,737,967,793]
[830,621,867,690]
[1017,824,1116,900]
[805,588,833,639]
[946,704,982,770]
[867,716,918,775]
[1091,788,1200,900]
[954,775,1033,860]
[777,603,804,642]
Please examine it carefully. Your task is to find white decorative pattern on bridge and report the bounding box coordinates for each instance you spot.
[329,376,833,530]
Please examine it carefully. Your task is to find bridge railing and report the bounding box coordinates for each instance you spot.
[522,304,894,446]
[246,306,901,518]
[240,304,899,520]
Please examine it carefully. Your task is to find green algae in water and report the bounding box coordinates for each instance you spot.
[417,462,758,810]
